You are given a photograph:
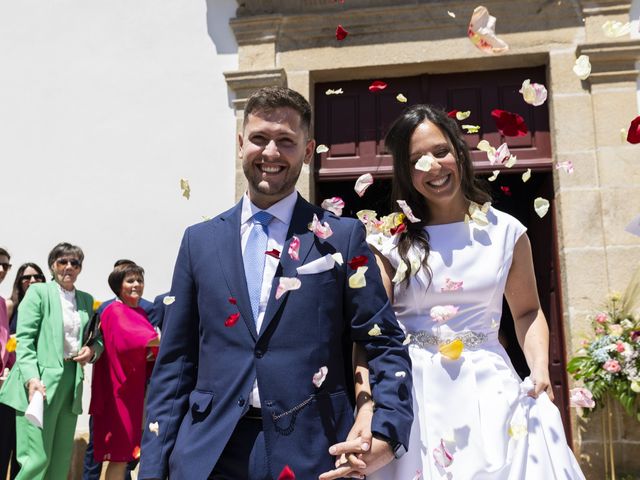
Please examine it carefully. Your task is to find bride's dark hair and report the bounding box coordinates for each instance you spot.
[385,104,491,287]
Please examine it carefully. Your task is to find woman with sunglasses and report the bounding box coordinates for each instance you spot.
[0,242,102,480]
[6,263,46,334]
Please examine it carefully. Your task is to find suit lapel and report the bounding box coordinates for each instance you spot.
[215,201,258,340]
[259,196,318,339]
[48,282,65,364]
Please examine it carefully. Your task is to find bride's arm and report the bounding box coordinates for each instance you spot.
[504,233,553,400]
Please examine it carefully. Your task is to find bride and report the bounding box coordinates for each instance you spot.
[333,104,585,479]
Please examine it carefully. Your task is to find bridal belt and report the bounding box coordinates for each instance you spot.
[408,330,489,349]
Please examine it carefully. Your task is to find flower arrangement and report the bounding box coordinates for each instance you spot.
[567,291,640,420]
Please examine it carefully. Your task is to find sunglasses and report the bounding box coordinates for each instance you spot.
[0,262,11,271]
[20,274,46,283]
[55,258,82,268]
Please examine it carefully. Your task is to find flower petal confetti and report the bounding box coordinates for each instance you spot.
[489,142,511,165]
[368,323,382,337]
[491,109,528,137]
[467,6,509,55]
[447,10,456,18]
[430,305,459,323]
[309,214,334,239]
[265,249,281,259]
[321,196,345,216]
[602,20,631,38]
[5,335,17,353]
[149,421,159,436]
[415,153,436,172]
[132,446,141,460]
[488,170,500,182]
[224,313,240,327]
[461,124,481,134]
[447,110,459,119]
[534,197,550,218]
[439,339,464,360]
[312,366,329,388]
[316,144,329,154]
[573,55,591,80]
[476,139,492,152]
[228,297,237,305]
[441,278,463,292]
[508,423,528,440]
[626,115,640,144]
[347,255,369,270]
[277,465,296,480]
[569,387,596,408]
[349,266,368,289]
[335,24,348,41]
[180,179,190,199]
[555,160,574,174]
[368,80,388,92]
[456,110,471,121]
[163,296,175,306]
[276,277,302,300]
[325,88,344,95]
[354,173,374,197]
[519,79,548,106]
[288,236,300,260]
[468,201,491,226]
[392,260,408,284]
[396,200,421,223]
[522,168,532,182]
[395,371,407,378]
[433,438,454,468]
[331,252,344,265]
[500,186,512,196]
[396,93,408,103]
[504,155,517,168]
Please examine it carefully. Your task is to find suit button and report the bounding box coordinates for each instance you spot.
[238,398,245,407]
[255,349,264,358]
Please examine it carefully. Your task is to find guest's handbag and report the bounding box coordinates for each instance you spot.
[82,311,102,347]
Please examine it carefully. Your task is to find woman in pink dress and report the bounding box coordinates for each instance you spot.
[90,262,159,480]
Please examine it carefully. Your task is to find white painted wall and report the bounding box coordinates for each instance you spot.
[0,0,239,432]
[632,1,640,109]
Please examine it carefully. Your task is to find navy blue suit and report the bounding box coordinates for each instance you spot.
[148,293,170,331]
[139,194,413,479]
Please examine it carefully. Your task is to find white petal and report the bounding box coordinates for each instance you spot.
[395,371,407,378]
[354,173,374,197]
[415,154,436,172]
[368,323,382,337]
[456,110,471,121]
[476,140,493,152]
[534,197,550,218]
[488,170,500,182]
[447,10,456,18]
[573,55,591,80]
[331,252,344,266]
[149,421,159,436]
[349,266,368,289]
[396,93,408,103]
[522,168,531,182]
[396,200,421,223]
[316,144,329,154]
[312,366,328,388]
[392,261,408,284]
[163,296,175,305]
[275,277,302,300]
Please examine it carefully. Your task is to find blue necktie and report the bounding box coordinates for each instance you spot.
[243,211,274,323]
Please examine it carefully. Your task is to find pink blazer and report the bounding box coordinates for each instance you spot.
[0,296,14,372]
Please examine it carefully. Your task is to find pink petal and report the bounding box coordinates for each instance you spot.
[396,200,421,223]
[354,173,374,197]
[288,236,300,260]
[433,438,454,468]
[430,305,459,323]
[441,278,463,292]
[308,214,334,240]
[312,366,328,388]
[569,387,595,408]
[468,6,508,54]
[555,160,574,174]
[321,196,345,216]
[275,277,302,300]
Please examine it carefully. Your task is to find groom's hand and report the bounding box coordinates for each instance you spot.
[319,437,394,479]
[318,436,369,480]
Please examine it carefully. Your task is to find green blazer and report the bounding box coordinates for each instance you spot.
[0,281,102,415]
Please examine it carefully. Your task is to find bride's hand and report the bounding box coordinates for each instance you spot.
[529,366,553,401]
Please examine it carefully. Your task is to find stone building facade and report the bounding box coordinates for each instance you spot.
[224,0,640,476]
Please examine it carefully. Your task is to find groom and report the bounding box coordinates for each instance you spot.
[139,86,413,479]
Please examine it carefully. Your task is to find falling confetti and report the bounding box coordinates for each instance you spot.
[368,323,382,336]
[534,197,550,218]
[573,55,591,80]
[321,197,345,216]
[5,335,16,353]
[522,168,532,182]
[368,80,388,92]
[430,305,459,323]
[224,313,240,327]
[519,79,548,106]
[447,10,456,18]
[461,124,481,133]
[468,201,491,226]
[347,255,369,270]
[335,24,348,41]
[626,115,640,144]
[439,339,464,360]
[488,143,510,165]
[392,260,408,284]
[395,371,407,378]
[312,366,329,388]
[415,153,436,172]
[288,236,300,260]
[163,296,175,306]
[325,88,344,95]
[508,423,528,440]
[309,214,333,239]
[396,93,408,103]
[349,266,368,289]
[354,173,374,197]
[456,110,471,121]
[505,155,517,168]
[468,6,509,54]
[228,297,237,305]
[491,109,528,137]
[488,170,500,182]
[277,465,296,480]
[265,249,281,259]
[132,446,141,460]
[602,20,631,38]
[555,160,574,174]
[569,387,596,408]
[441,278,463,292]
[180,179,190,199]
[316,144,329,154]
[397,200,421,223]
[149,422,159,436]
[276,277,302,300]
[331,252,344,265]
[433,438,454,467]
[500,186,512,196]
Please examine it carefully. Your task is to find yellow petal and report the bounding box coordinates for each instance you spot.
[396,93,408,103]
[602,20,631,38]
[325,88,344,95]
[488,170,500,182]
[349,266,368,289]
[461,124,480,133]
[534,197,550,218]
[331,252,344,266]
[368,323,382,337]
[180,178,191,199]
[316,144,329,154]
[508,423,528,440]
[439,339,464,360]
[505,155,517,168]
[621,128,627,142]
[163,296,176,305]
[93,299,103,311]
[476,140,493,152]
[522,168,531,183]
[5,336,17,353]
[456,110,471,121]
[392,260,408,284]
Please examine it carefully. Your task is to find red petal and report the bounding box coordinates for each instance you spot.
[627,115,640,144]
[228,297,237,305]
[224,313,240,327]
[335,24,348,41]
[368,80,388,92]
[447,109,459,119]
[347,255,369,270]
[132,446,141,460]
[265,249,281,259]
[500,186,512,196]
[491,109,528,137]
[277,465,296,480]
[390,223,407,235]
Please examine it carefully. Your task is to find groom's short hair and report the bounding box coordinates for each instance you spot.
[243,86,312,134]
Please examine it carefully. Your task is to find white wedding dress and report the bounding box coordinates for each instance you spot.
[367,207,585,480]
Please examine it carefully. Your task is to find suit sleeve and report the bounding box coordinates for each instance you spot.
[345,221,414,449]
[139,229,200,480]
[15,286,45,385]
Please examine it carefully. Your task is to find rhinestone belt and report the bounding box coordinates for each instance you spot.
[409,330,488,349]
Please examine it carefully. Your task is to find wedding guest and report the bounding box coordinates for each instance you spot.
[6,263,46,334]
[89,262,159,480]
[0,242,99,480]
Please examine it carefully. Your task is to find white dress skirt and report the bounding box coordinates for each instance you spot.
[367,207,585,480]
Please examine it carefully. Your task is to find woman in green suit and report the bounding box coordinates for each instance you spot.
[0,242,103,480]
